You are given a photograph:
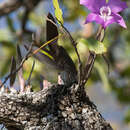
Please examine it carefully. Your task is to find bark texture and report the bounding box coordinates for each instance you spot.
[0,84,113,130]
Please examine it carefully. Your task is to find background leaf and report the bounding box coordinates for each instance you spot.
[0,29,14,41]
[94,61,110,91]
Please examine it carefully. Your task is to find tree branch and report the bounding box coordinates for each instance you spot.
[0,84,113,130]
[82,51,96,86]
[0,0,22,17]
[0,0,43,17]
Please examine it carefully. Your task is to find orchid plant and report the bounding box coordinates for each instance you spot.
[78,0,128,56]
[80,0,127,29]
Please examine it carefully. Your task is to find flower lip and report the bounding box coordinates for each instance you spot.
[100,6,111,16]
[100,6,112,21]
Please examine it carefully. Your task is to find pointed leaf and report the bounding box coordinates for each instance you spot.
[16,44,22,64]
[52,0,64,24]
[47,13,59,55]
[10,56,16,86]
[47,13,58,42]
[25,61,35,86]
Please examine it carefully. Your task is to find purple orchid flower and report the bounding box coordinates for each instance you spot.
[80,0,127,29]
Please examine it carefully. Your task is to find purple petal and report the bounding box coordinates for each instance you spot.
[103,17,116,29]
[103,13,120,28]
[108,0,128,13]
[112,13,127,28]
[103,13,127,29]
[80,0,106,13]
[85,13,104,25]
[118,17,127,28]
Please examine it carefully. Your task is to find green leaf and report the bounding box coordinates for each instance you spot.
[39,49,54,60]
[29,12,43,25]
[52,0,64,24]
[16,44,22,65]
[0,58,11,77]
[79,38,107,54]
[124,109,130,124]
[94,61,110,91]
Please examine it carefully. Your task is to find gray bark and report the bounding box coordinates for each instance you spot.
[0,84,113,130]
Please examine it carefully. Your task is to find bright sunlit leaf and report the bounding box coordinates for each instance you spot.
[39,49,54,60]
[79,38,107,54]
[52,0,64,24]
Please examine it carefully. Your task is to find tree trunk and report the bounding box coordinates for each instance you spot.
[0,84,113,130]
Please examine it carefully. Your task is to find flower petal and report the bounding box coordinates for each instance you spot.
[108,0,128,13]
[80,0,106,13]
[103,17,116,28]
[118,17,127,28]
[85,13,104,25]
[112,13,127,28]
[103,13,127,28]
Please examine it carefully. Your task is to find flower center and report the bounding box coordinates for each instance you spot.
[100,6,112,21]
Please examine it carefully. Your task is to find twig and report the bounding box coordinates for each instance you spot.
[56,19,83,85]
[0,0,43,17]
[82,25,105,86]
[82,51,96,86]
[25,60,35,86]
[46,16,58,28]
[31,34,60,55]
[0,0,22,17]
[0,43,33,88]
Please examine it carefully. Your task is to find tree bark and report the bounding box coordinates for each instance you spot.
[0,84,113,130]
